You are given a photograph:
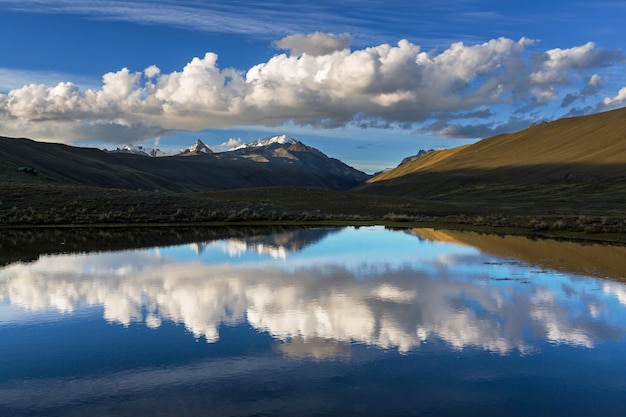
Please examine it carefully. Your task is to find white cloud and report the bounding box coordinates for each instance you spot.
[529,42,624,103]
[144,65,160,78]
[603,86,626,107]
[0,36,623,143]
[273,32,351,57]
[586,73,605,90]
[218,137,243,149]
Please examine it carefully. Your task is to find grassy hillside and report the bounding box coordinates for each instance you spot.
[359,107,626,206]
[0,136,367,192]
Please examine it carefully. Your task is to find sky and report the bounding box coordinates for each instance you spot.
[1,1,625,173]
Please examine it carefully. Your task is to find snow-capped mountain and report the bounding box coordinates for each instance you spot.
[178,139,213,155]
[107,145,166,157]
[232,135,297,150]
[89,134,369,190]
[228,134,370,188]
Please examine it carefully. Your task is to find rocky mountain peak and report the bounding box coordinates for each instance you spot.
[179,139,213,155]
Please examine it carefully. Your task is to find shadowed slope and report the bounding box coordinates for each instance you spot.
[359,107,626,202]
[0,136,368,192]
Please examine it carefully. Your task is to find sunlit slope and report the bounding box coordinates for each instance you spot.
[359,107,626,199]
[372,145,471,182]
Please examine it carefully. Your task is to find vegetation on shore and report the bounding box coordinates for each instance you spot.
[1,177,625,243]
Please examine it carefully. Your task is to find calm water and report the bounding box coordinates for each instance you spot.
[1,226,626,416]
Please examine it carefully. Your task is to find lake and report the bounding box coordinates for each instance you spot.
[1,226,626,416]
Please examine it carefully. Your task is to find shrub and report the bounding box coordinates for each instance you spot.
[383,212,413,222]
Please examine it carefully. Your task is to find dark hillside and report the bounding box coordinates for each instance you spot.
[0,136,368,192]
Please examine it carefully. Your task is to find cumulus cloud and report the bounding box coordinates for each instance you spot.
[218,137,243,149]
[603,86,626,107]
[144,65,161,78]
[529,42,624,103]
[582,73,605,96]
[530,43,621,85]
[0,35,624,143]
[273,32,351,56]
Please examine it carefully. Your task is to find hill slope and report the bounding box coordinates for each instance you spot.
[358,107,626,207]
[0,135,368,192]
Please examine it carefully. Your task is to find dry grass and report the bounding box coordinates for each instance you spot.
[367,106,626,184]
[360,107,626,216]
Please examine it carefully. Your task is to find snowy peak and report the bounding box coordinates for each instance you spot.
[106,139,213,157]
[108,144,165,157]
[233,135,298,150]
[179,139,213,155]
[230,134,321,161]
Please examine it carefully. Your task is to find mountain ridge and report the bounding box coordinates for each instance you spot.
[0,134,369,192]
[232,134,297,150]
[358,106,626,200]
[107,144,166,157]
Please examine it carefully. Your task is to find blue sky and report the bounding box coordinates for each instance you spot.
[1,1,625,172]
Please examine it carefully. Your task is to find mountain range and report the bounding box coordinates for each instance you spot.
[0,135,369,192]
[108,138,215,157]
[2,107,626,215]
[107,136,302,158]
[107,144,168,158]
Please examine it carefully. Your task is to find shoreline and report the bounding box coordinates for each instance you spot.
[2,219,624,246]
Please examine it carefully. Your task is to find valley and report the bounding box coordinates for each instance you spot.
[1,108,626,241]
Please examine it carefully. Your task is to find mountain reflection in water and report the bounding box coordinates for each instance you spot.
[2,227,625,355]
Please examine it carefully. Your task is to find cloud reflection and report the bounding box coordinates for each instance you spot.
[1,229,625,356]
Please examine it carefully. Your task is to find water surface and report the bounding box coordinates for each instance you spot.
[1,226,626,416]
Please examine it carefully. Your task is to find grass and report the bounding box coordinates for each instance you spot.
[1,177,625,244]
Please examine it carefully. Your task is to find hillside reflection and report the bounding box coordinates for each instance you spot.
[1,227,625,357]
[411,228,626,281]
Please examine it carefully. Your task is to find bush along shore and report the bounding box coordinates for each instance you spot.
[1,183,625,243]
